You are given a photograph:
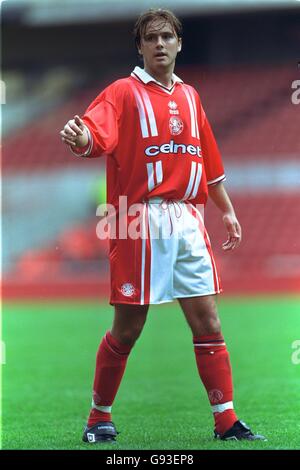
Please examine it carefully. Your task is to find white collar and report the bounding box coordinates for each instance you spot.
[131,66,183,88]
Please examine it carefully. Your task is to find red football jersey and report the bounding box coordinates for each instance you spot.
[72,67,225,208]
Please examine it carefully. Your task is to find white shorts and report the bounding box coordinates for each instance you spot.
[109,198,222,305]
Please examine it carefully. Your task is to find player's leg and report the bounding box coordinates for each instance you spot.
[178,294,221,336]
[111,303,149,344]
[178,294,239,437]
[86,303,149,429]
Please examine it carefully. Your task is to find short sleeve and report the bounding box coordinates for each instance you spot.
[72,84,119,158]
[200,103,226,185]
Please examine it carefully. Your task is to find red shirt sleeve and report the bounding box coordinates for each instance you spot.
[199,100,226,185]
[71,85,119,158]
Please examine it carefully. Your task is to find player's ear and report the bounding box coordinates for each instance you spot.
[137,42,143,56]
[177,38,182,53]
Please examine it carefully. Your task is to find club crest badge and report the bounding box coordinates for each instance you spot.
[169,116,184,135]
[208,389,224,404]
[121,283,135,297]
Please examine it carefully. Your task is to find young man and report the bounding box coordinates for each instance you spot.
[60,9,266,443]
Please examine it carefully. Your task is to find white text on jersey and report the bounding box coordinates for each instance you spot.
[145,140,202,158]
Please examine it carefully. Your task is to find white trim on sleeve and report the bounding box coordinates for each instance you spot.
[207,174,226,186]
[69,125,93,157]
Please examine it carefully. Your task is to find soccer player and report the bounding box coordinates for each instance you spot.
[60,9,266,443]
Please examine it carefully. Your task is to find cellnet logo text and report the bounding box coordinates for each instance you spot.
[145,140,202,157]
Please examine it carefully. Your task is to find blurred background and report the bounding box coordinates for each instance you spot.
[2,0,300,299]
[2,0,300,451]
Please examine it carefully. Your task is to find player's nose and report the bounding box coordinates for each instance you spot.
[155,36,164,47]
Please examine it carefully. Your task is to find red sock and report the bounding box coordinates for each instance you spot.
[193,333,238,436]
[87,331,132,427]
[88,408,112,425]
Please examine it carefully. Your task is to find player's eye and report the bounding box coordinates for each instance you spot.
[162,33,174,40]
[145,34,155,42]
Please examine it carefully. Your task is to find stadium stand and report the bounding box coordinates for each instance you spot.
[220,98,300,159]
[205,192,300,294]
[3,64,297,173]
[3,87,100,172]
[3,63,299,298]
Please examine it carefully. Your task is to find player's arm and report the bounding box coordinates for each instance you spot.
[208,182,242,251]
[60,95,118,158]
[196,93,241,251]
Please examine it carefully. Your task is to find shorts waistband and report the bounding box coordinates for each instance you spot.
[146,197,184,205]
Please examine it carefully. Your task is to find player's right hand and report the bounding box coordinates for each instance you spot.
[60,115,89,147]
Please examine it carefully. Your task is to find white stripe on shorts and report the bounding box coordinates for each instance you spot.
[190,202,220,293]
[140,203,147,305]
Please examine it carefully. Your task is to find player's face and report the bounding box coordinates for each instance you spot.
[139,20,182,72]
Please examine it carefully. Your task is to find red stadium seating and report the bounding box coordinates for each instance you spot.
[3,63,297,172]
[3,64,300,298]
[4,191,300,298]
[3,88,102,172]
[205,192,300,294]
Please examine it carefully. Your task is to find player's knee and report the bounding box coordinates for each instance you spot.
[116,326,143,346]
[206,317,221,334]
[192,316,221,336]
[202,302,221,334]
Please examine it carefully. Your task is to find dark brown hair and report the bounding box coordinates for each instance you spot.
[133,8,182,49]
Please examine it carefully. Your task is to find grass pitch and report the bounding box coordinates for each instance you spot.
[2,296,300,450]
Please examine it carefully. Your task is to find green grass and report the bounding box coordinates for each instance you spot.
[2,296,300,450]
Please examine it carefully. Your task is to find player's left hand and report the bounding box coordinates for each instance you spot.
[222,213,242,251]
